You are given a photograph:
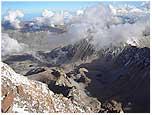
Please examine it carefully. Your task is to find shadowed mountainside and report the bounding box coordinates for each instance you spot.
[77,46,150,112]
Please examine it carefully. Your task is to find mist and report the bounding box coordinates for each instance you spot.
[1,33,28,56]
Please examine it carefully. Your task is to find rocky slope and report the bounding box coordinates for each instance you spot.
[1,62,101,113]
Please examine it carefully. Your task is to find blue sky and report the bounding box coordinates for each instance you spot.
[2,1,144,20]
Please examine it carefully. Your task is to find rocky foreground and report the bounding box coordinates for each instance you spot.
[1,62,125,113]
[1,62,100,113]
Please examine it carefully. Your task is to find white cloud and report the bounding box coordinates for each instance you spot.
[109,4,117,15]
[61,3,149,48]
[1,33,28,56]
[35,9,65,26]
[76,10,84,16]
[4,10,24,29]
[42,9,54,17]
[130,8,143,13]
[51,13,64,25]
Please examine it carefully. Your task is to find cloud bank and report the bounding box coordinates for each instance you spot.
[62,3,150,48]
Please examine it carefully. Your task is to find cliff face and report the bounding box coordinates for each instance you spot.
[1,62,100,113]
